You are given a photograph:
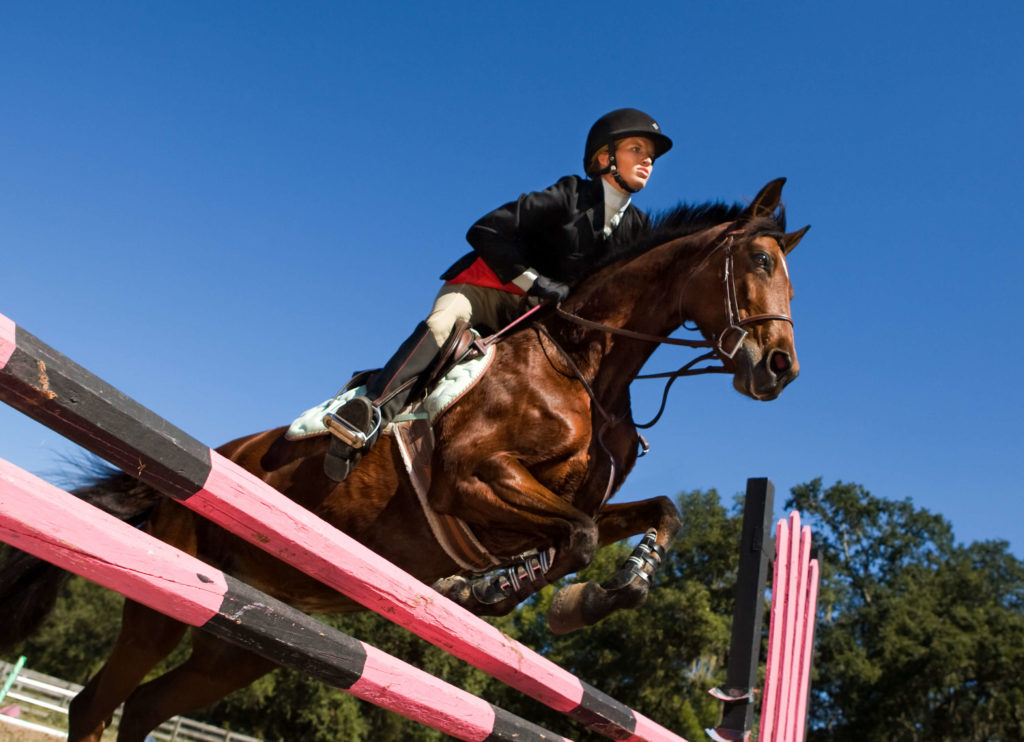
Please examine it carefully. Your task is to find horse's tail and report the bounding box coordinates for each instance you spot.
[0,468,161,651]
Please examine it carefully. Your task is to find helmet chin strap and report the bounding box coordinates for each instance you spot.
[596,141,639,194]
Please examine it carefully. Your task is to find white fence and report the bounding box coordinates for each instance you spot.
[0,659,259,741]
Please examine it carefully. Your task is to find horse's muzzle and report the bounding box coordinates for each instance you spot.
[733,346,799,401]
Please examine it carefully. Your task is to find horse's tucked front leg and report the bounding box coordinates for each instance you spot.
[430,452,598,617]
[433,547,554,615]
[547,496,681,634]
[469,547,554,606]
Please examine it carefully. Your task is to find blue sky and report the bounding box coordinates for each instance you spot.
[2,2,1021,558]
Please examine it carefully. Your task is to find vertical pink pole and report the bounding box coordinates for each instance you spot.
[793,558,819,742]
[773,512,800,742]
[781,521,811,741]
[759,519,788,739]
[760,513,818,742]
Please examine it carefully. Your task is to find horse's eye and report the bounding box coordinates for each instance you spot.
[753,252,771,269]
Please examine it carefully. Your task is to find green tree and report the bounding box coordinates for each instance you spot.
[788,478,1024,742]
[23,481,1022,741]
[6,570,124,685]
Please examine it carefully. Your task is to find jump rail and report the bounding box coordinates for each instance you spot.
[0,657,262,742]
[0,312,687,742]
[0,457,567,742]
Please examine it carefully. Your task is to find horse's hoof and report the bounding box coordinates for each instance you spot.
[431,575,472,606]
[547,582,592,635]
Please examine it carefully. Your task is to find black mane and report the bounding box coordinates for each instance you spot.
[649,202,744,243]
[646,199,788,249]
[586,200,786,279]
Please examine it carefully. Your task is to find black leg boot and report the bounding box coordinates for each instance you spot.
[324,322,441,482]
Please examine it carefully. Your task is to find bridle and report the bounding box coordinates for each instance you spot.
[547,226,794,430]
[504,224,794,506]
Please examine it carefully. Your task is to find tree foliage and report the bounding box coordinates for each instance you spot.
[5,568,126,685]
[788,479,1024,741]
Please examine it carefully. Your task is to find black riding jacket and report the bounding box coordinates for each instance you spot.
[441,175,650,286]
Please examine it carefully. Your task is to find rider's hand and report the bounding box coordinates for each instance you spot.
[528,276,570,303]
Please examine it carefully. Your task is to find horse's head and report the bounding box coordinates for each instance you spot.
[685,179,809,401]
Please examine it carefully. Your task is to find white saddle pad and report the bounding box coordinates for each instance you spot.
[285,343,496,440]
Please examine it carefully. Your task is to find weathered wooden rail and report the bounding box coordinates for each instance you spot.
[0,310,817,741]
[0,458,567,741]
[0,311,688,741]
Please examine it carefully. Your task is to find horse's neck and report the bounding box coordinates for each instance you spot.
[559,229,720,405]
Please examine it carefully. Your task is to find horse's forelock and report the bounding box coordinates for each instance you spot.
[744,213,789,243]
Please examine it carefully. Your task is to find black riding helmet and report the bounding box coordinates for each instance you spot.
[584,108,673,193]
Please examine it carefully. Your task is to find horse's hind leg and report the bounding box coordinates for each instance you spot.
[115,629,276,742]
[68,600,188,742]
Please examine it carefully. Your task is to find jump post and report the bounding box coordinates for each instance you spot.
[0,310,817,740]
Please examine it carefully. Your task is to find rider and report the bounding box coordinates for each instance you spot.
[325,108,673,481]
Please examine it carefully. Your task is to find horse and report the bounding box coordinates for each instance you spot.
[0,178,807,741]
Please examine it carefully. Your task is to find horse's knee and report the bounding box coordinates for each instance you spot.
[654,495,682,540]
[654,493,681,519]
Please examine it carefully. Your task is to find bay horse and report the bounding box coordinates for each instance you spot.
[1,178,807,741]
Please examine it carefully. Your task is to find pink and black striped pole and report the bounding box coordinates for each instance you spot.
[0,457,569,742]
[0,311,687,742]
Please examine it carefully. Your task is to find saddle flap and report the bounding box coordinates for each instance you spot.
[392,418,500,573]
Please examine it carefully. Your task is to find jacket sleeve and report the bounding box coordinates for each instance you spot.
[464,176,577,284]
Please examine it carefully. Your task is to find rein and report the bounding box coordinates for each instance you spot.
[549,229,794,429]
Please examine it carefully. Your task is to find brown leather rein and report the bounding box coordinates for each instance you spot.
[547,229,794,431]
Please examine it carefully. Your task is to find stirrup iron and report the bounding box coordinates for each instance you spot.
[323,403,382,450]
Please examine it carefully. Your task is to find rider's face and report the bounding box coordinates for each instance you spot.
[599,136,656,193]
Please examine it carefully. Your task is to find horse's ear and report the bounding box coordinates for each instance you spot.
[740,178,787,222]
[782,225,810,255]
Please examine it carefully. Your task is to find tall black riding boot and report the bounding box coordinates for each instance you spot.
[324,321,441,482]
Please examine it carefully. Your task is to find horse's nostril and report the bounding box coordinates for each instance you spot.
[770,351,791,375]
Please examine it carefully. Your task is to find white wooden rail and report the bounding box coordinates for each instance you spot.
[0,659,259,742]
